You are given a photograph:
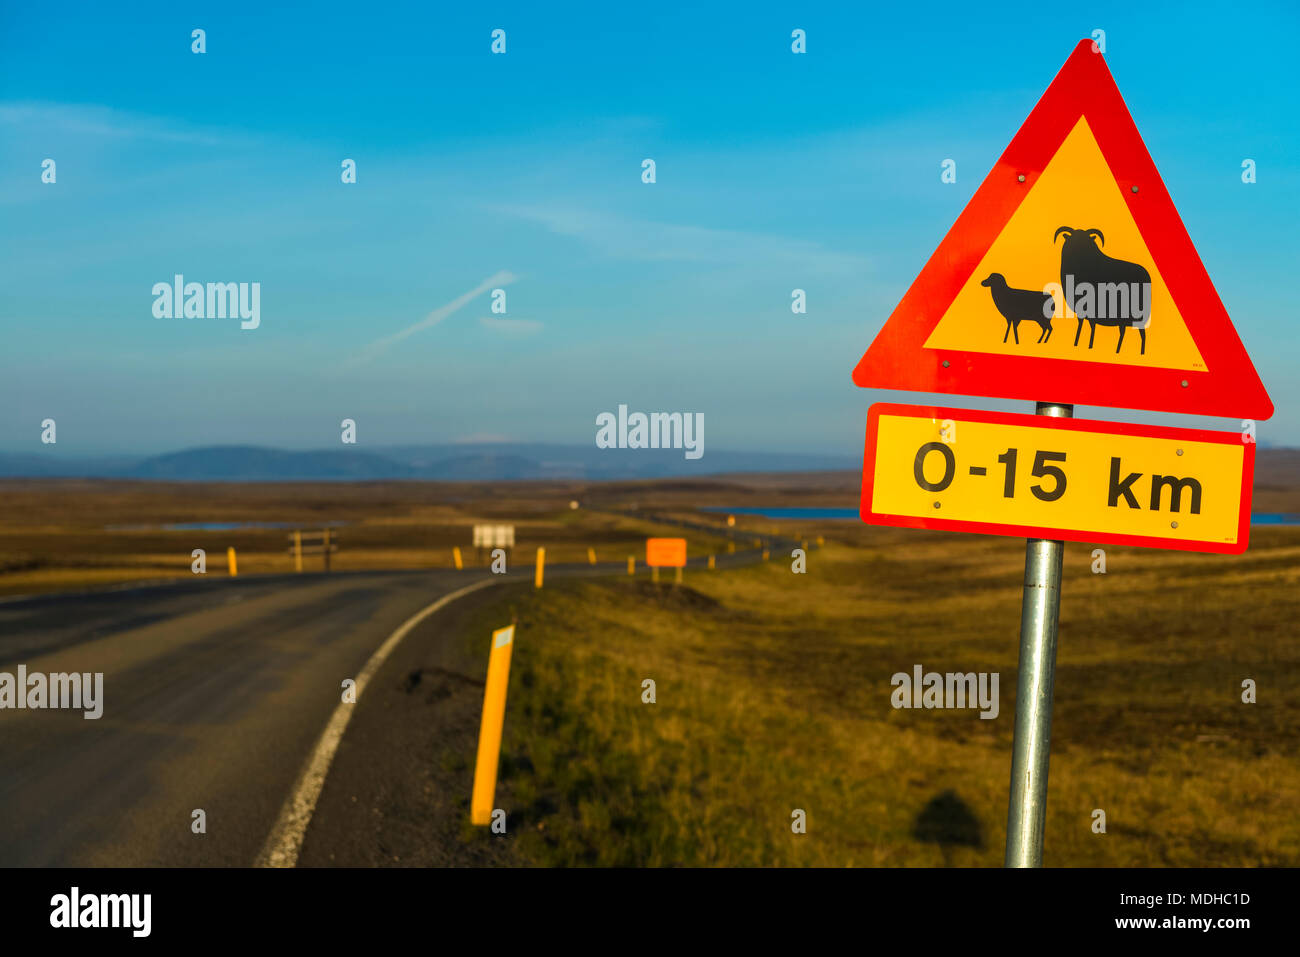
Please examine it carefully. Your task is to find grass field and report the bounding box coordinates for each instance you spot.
[3,472,1296,867]
[451,525,1300,867]
[0,479,740,595]
[5,455,1294,597]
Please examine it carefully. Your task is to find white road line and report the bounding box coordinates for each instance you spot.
[256,577,500,867]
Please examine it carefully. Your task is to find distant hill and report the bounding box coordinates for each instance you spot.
[0,443,860,481]
[0,452,141,477]
[129,446,417,480]
[5,442,1295,484]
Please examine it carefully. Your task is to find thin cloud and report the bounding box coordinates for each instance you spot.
[492,204,870,276]
[478,316,543,335]
[0,101,234,146]
[348,271,518,365]
[454,433,515,444]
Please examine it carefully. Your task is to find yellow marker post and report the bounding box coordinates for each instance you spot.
[453,546,463,570]
[816,535,825,547]
[293,531,302,572]
[587,547,596,565]
[708,554,715,570]
[762,549,770,561]
[227,547,238,577]
[471,624,516,826]
[627,556,635,575]
[534,547,545,588]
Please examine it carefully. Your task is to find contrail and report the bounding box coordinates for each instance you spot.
[347,270,517,365]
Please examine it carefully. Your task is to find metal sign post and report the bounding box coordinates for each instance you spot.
[1004,401,1070,867]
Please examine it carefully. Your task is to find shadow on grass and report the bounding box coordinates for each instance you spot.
[913,790,984,866]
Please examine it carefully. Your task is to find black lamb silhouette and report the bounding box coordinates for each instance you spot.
[1054,226,1150,354]
[980,273,1055,344]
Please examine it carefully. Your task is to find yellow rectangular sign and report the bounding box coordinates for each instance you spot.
[861,404,1253,554]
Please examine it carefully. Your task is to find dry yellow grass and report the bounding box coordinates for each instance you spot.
[0,480,732,595]
[457,528,1300,866]
[5,477,1295,865]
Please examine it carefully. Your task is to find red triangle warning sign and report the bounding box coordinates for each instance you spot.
[852,39,1274,420]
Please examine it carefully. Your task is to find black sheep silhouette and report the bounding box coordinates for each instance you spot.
[1054,226,1150,354]
[980,273,1054,344]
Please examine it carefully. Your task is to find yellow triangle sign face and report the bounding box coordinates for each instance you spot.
[922,117,1205,372]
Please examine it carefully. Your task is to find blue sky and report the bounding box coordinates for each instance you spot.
[2,1,1297,457]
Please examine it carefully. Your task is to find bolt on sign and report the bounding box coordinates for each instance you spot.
[863,404,1254,554]
[645,537,687,567]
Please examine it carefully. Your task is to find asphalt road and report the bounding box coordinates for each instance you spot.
[0,541,775,866]
[0,569,504,865]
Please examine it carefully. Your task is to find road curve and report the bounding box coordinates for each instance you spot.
[0,569,510,865]
[0,541,774,866]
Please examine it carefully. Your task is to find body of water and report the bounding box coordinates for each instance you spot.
[703,507,859,520]
[703,507,1300,526]
[1250,513,1300,526]
[106,521,349,531]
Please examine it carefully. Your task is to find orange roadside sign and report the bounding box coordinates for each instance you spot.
[645,537,687,568]
[851,39,1272,420]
